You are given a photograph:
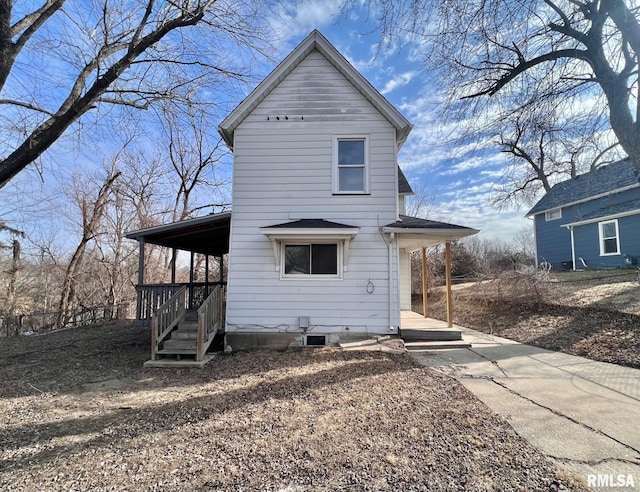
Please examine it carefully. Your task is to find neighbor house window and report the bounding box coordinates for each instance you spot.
[334,136,369,193]
[545,208,562,221]
[283,243,339,276]
[599,219,620,256]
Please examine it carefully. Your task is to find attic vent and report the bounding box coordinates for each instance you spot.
[306,335,326,346]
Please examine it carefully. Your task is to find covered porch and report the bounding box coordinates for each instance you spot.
[382,214,479,330]
[125,213,231,366]
[126,213,231,327]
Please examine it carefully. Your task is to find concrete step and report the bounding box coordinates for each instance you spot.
[401,329,462,341]
[145,355,212,368]
[404,340,471,351]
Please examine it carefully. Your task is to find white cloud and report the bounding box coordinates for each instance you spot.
[267,1,344,41]
[381,71,417,95]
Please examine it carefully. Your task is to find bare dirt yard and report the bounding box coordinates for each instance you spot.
[0,322,583,491]
[419,270,640,369]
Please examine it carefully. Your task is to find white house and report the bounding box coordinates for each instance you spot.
[127,30,478,362]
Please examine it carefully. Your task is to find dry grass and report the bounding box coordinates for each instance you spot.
[0,323,580,491]
[420,272,640,369]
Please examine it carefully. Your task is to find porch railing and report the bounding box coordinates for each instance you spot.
[150,286,186,360]
[197,285,224,361]
[135,282,225,326]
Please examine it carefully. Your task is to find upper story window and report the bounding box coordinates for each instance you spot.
[599,219,620,256]
[333,136,369,194]
[545,208,562,221]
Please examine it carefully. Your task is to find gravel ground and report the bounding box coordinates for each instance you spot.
[0,323,583,491]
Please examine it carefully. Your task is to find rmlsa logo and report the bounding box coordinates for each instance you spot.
[587,474,635,488]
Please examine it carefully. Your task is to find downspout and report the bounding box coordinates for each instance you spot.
[569,225,576,271]
[388,232,395,331]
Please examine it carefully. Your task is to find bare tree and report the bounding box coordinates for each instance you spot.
[366,0,640,178]
[0,0,273,188]
[492,108,624,206]
[55,165,121,329]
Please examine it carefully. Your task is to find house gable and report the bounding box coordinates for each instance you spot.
[218,30,412,151]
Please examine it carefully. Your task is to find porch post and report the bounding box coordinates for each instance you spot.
[189,251,195,309]
[136,239,145,323]
[219,255,224,282]
[445,241,453,328]
[205,255,210,297]
[170,248,177,284]
[421,247,429,318]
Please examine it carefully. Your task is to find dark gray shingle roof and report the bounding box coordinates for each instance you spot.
[526,159,639,216]
[384,214,475,231]
[569,198,640,223]
[262,219,355,229]
[398,166,413,194]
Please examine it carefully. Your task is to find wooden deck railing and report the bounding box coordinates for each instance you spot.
[135,282,225,326]
[150,286,186,361]
[196,285,224,361]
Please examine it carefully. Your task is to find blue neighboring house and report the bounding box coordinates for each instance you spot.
[526,159,640,270]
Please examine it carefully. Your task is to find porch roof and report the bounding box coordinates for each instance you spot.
[382,215,479,251]
[125,212,231,256]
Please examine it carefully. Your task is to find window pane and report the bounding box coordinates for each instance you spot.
[602,222,617,238]
[603,238,618,254]
[339,167,364,191]
[284,245,310,274]
[311,244,337,274]
[338,140,364,165]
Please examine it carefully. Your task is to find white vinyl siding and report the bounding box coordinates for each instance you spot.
[226,50,400,334]
[599,219,620,256]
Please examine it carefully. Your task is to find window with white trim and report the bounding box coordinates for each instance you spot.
[283,242,340,277]
[599,219,620,256]
[545,208,562,221]
[333,136,369,194]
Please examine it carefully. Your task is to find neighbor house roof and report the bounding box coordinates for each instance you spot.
[218,30,413,151]
[526,159,640,217]
[563,198,640,227]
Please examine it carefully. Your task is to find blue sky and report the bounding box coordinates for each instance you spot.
[263,1,532,241]
[1,1,533,250]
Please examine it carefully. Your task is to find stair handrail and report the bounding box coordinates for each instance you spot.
[196,284,223,361]
[150,285,187,360]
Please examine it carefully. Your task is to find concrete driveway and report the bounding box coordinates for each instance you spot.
[409,326,640,491]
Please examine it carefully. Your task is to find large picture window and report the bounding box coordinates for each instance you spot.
[599,219,620,256]
[284,243,338,276]
[334,136,368,193]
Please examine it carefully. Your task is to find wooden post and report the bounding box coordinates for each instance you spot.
[421,247,429,318]
[219,255,224,283]
[445,241,453,328]
[205,255,210,298]
[170,248,177,284]
[189,251,195,309]
[137,240,145,323]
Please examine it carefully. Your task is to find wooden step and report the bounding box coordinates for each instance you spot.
[163,338,197,351]
[401,329,462,341]
[179,321,198,331]
[172,330,198,340]
[404,340,471,351]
